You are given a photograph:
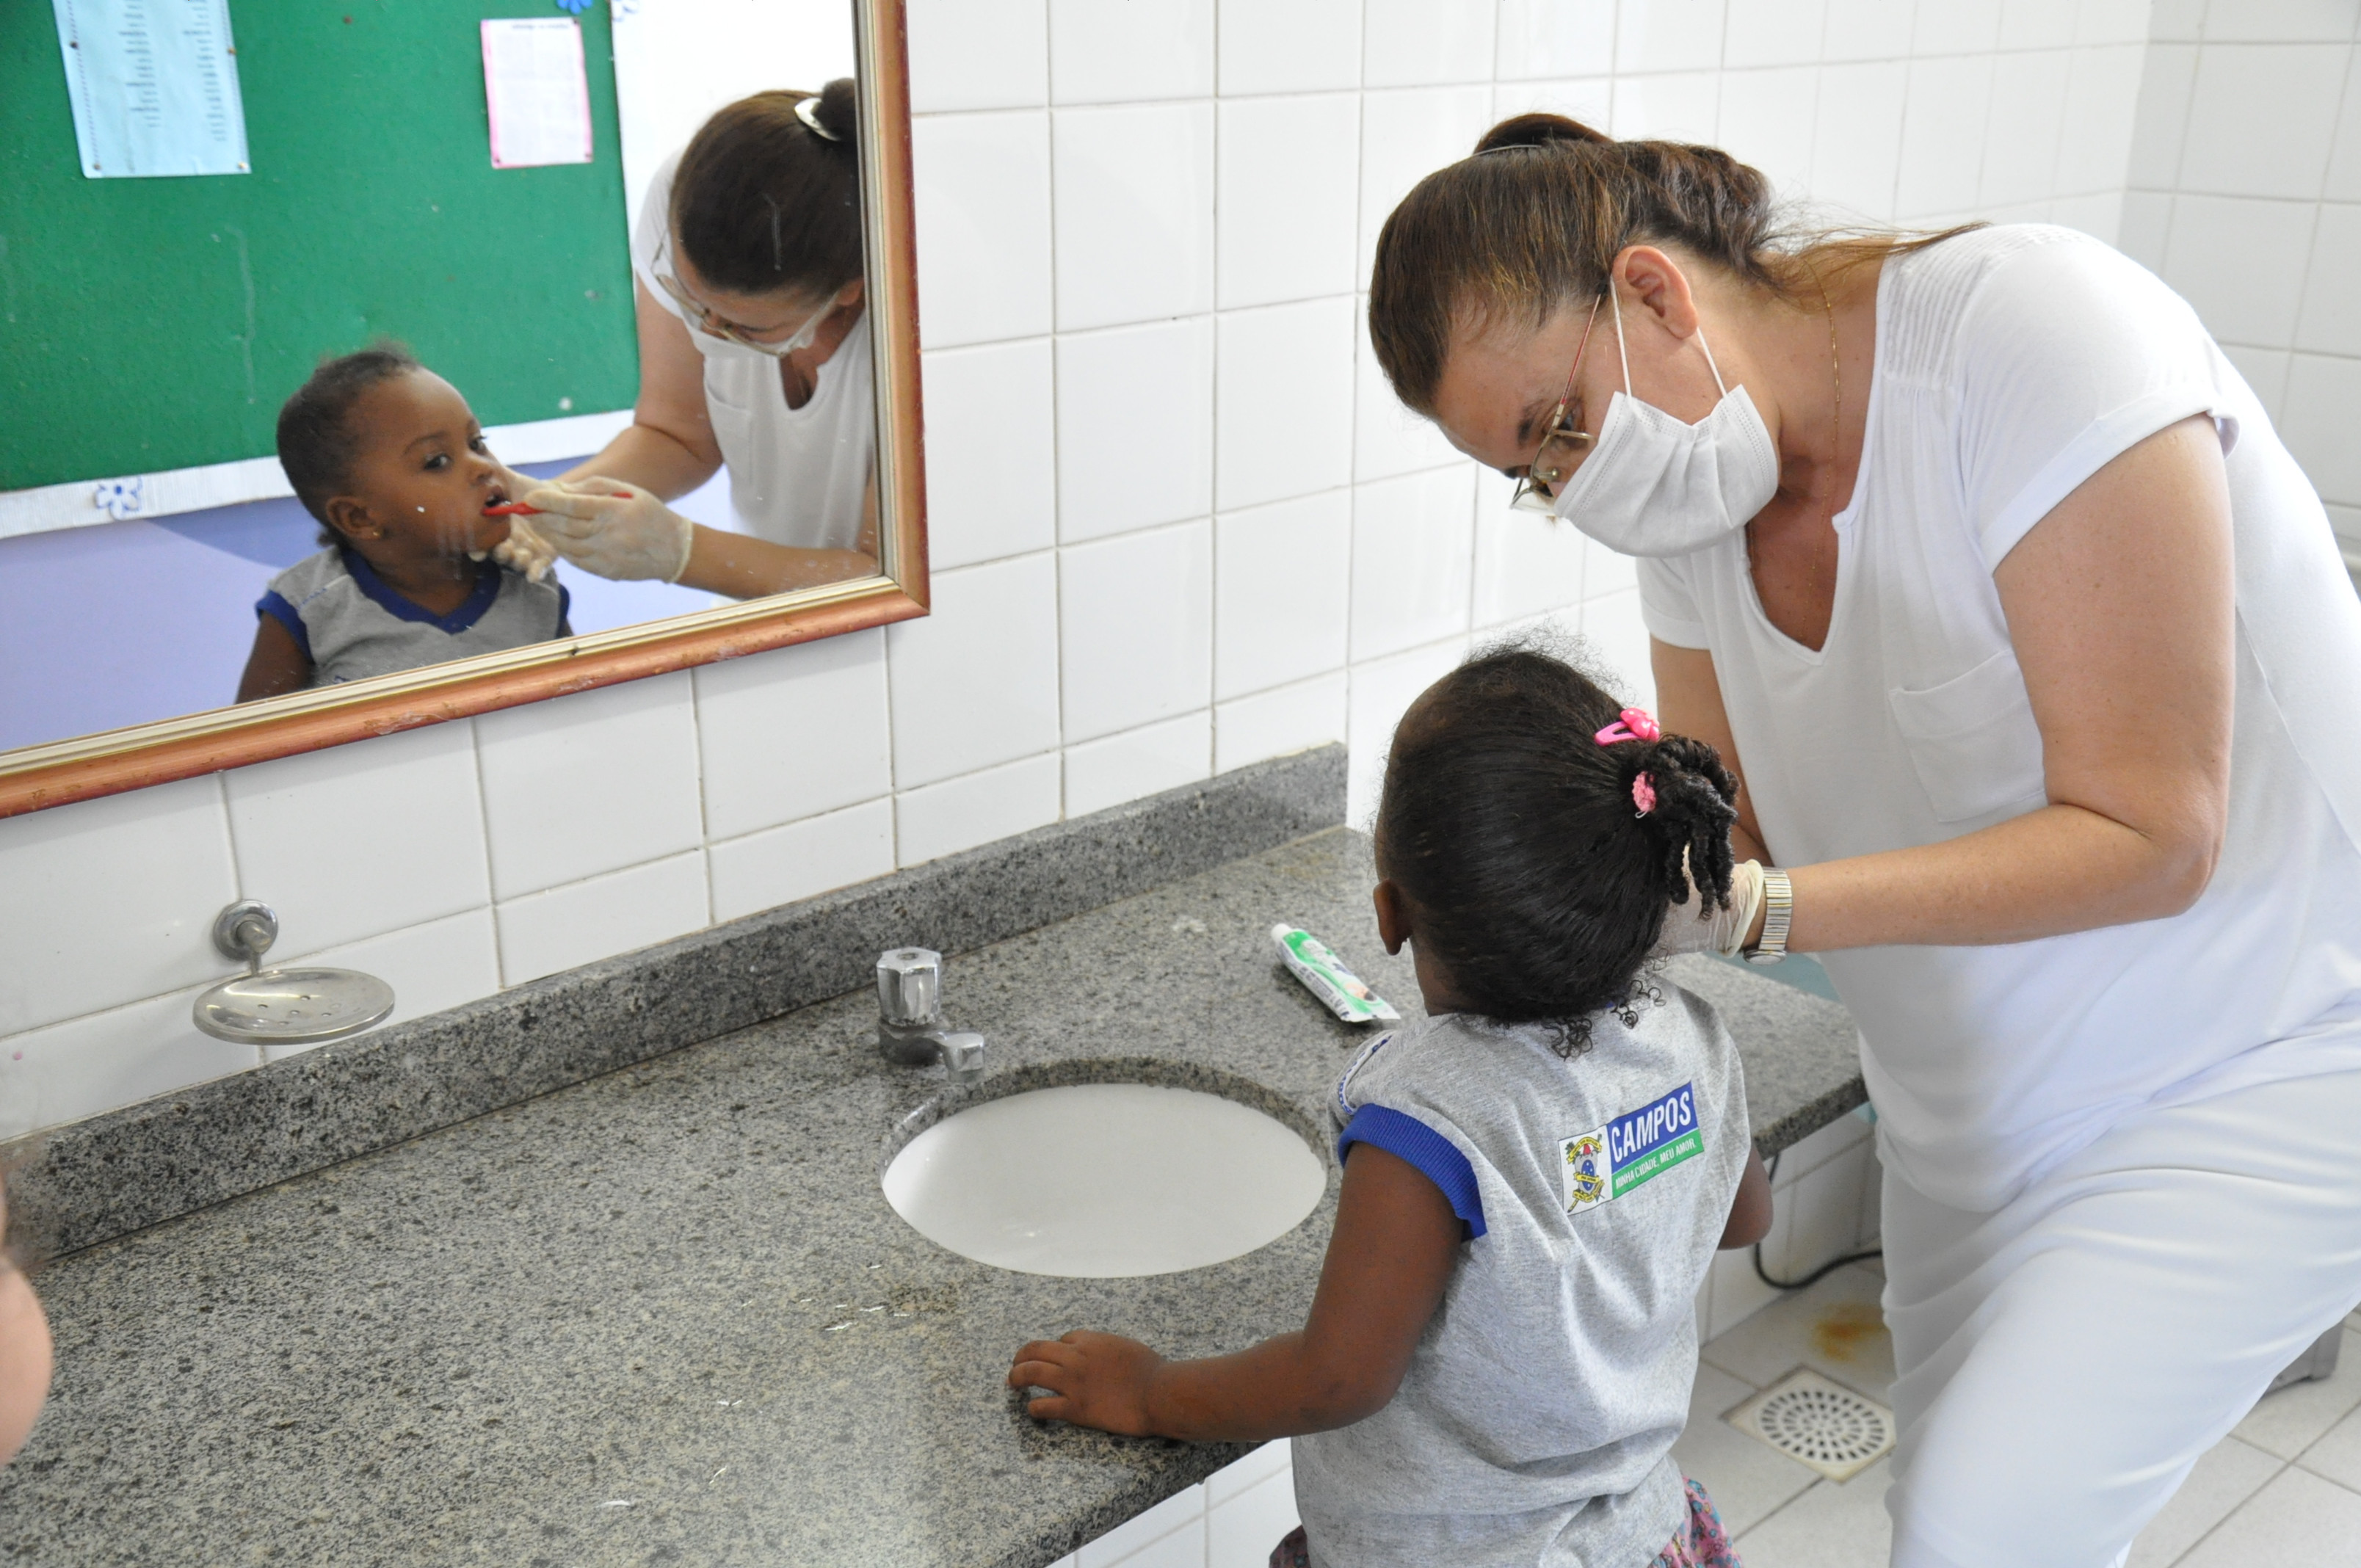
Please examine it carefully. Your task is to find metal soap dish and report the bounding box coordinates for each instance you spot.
[191,901,395,1046]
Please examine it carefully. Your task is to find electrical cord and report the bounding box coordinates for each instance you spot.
[1750,1147,1884,1293]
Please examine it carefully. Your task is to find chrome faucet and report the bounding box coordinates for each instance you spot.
[875,948,985,1084]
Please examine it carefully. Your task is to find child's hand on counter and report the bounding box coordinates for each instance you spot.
[1008,1330,1164,1437]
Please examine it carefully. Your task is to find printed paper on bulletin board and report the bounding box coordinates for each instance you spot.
[0,0,639,493]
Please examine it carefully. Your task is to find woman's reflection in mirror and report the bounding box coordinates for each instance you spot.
[515,81,880,600]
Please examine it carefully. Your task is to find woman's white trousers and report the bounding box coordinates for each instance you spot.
[1880,1060,2361,1567]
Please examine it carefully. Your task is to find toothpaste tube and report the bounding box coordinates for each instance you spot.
[1272,924,1400,1025]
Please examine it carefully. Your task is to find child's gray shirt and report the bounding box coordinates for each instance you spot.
[1292,982,1748,1568]
[258,547,570,688]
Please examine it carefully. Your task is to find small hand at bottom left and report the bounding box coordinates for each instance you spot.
[1008,1330,1163,1436]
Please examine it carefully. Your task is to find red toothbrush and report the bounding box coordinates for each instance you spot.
[482,503,543,516]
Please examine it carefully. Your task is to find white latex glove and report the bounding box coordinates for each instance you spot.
[1651,857,1766,959]
[519,476,696,584]
[483,514,559,583]
[471,463,559,582]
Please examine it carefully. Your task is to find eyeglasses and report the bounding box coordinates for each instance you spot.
[650,232,827,359]
[1508,292,1607,515]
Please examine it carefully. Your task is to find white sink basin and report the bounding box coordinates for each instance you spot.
[882,1083,1328,1278]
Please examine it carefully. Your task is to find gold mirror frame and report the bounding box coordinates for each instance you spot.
[0,0,925,821]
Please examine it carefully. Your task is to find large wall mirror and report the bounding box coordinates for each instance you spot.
[0,0,923,817]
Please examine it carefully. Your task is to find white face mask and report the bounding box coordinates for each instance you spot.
[1549,290,1781,558]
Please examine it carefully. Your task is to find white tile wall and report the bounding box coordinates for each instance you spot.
[1216,95,1361,310]
[222,722,489,958]
[694,628,892,841]
[494,849,708,986]
[908,111,1053,349]
[1060,522,1214,743]
[1056,319,1216,543]
[2123,1,2361,567]
[1051,103,1216,331]
[15,0,2305,1165]
[1215,299,1356,512]
[1216,671,1349,774]
[270,907,504,1061]
[1217,0,1362,98]
[1214,491,1352,701]
[708,798,896,922]
[904,0,1048,114]
[474,672,704,901]
[1050,0,1214,106]
[1065,711,1214,817]
[922,339,1059,569]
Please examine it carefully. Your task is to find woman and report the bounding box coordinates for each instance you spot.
[1368,116,2361,1565]
[515,81,878,598]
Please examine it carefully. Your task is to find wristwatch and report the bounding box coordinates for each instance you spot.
[1744,867,1793,965]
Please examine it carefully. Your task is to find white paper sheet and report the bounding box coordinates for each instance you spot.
[482,18,595,170]
[51,0,250,179]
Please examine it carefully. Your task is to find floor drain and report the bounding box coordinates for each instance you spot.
[1725,1368,1896,1482]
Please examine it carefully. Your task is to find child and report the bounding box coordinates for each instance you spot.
[1009,645,1774,1568]
[236,345,570,701]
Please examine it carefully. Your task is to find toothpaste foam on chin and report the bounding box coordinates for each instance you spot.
[1272,923,1400,1024]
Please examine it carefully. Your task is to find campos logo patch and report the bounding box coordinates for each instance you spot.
[1560,1082,1703,1212]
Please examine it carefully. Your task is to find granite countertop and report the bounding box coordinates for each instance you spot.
[0,828,1862,1568]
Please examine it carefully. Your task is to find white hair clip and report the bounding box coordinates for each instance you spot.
[794,95,842,142]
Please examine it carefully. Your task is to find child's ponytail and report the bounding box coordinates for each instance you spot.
[1626,734,1740,912]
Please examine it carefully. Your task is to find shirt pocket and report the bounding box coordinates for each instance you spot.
[1887,647,2049,824]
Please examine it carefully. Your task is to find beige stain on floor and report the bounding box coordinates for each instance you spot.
[1809,1300,1890,1374]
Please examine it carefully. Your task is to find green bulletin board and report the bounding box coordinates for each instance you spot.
[0,0,639,493]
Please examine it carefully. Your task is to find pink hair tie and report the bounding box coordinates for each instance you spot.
[1631,772,1657,816]
[1593,706,1661,747]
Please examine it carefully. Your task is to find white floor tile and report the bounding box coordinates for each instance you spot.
[2126,1437,2285,1568]
[1733,1457,1893,1568]
[1205,1439,1292,1505]
[1672,1362,1820,1536]
[2299,1394,2361,1492]
[1205,1468,1300,1568]
[2233,1327,2361,1460]
[1700,1263,1893,1399]
[1077,1481,1204,1567]
[2176,1464,2361,1567]
[1709,1244,1786,1342]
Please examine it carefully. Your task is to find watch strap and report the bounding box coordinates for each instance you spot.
[1745,866,1792,965]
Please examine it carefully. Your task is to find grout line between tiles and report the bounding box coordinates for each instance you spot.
[2165,1453,2290,1567]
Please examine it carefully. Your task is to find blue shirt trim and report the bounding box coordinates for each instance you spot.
[554,580,573,638]
[254,589,313,663]
[1337,1104,1486,1240]
[341,547,504,634]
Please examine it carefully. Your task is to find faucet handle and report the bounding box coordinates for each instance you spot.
[936,1030,986,1084]
[876,948,943,1027]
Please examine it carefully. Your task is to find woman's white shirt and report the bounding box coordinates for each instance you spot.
[1639,225,2361,1212]
[631,152,874,552]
